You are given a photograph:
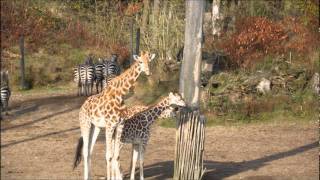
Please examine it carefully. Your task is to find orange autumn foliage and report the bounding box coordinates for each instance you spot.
[219,17,319,68]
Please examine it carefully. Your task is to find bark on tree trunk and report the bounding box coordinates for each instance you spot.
[174,1,205,180]
[179,1,203,108]
[130,17,134,64]
[212,0,221,36]
[151,0,160,50]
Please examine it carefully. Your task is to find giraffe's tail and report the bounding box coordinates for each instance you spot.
[73,136,83,170]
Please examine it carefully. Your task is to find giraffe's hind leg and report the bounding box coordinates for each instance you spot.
[139,144,145,180]
[105,127,116,180]
[79,116,95,180]
[130,144,139,180]
[113,122,124,179]
[89,125,101,154]
[82,126,91,180]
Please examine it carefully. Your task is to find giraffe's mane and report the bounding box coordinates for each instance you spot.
[109,61,139,84]
[127,95,169,120]
[99,61,139,95]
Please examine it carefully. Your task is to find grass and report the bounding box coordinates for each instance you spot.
[159,58,318,128]
[12,83,75,96]
[159,108,317,128]
[7,44,88,89]
[157,117,177,128]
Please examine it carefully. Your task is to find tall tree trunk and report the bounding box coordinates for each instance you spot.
[141,0,150,35]
[212,0,221,36]
[223,0,237,33]
[130,17,134,64]
[174,1,205,180]
[151,0,160,50]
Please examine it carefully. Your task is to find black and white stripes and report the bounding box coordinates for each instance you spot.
[1,71,11,115]
[102,54,121,88]
[94,59,104,93]
[80,64,95,96]
[73,54,121,96]
[73,65,82,96]
[1,86,11,114]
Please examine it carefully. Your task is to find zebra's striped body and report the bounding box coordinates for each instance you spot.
[1,86,11,115]
[1,71,10,115]
[73,65,82,96]
[73,55,121,95]
[103,55,121,88]
[94,62,104,93]
[80,64,95,96]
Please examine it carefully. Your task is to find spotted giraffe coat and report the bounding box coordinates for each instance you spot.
[120,97,175,146]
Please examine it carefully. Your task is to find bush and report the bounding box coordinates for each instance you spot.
[218,16,319,68]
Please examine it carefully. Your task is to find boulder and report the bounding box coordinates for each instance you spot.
[256,78,271,94]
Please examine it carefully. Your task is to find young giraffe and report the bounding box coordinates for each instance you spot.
[120,92,186,180]
[73,52,156,180]
[122,105,178,120]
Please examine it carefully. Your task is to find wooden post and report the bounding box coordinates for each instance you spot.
[130,17,134,64]
[174,1,205,180]
[19,36,27,90]
[0,48,2,120]
[135,28,140,55]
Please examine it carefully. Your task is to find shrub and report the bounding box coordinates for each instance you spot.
[219,16,319,68]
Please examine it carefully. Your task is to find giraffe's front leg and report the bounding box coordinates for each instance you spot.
[113,122,124,180]
[105,127,115,180]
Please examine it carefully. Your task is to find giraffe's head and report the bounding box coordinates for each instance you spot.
[168,92,186,107]
[133,51,156,76]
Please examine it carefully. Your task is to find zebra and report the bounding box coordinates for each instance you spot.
[1,71,11,115]
[80,64,95,96]
[94,58,105,93]
[73,65,82,96]
[102,54,121,88]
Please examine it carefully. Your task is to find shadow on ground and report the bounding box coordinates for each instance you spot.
[3,94,86,121]
[125,141,317,180]
[1,95,86,131]
[1,127,80,148]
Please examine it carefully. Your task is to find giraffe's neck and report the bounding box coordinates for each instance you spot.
[101,62,141,98]
[144,97,170,124]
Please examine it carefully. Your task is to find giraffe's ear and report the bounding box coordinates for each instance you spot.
[133,55,139,61]
[149,54,156,62]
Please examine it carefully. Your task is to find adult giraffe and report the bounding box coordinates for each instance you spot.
[73,52,156,180]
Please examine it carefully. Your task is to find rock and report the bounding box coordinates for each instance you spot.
[256,78,271,94]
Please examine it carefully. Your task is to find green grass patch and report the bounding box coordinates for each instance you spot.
[13,83,74,95]
[9,45,87,89]
[157,118,176,128]
[159,109,317,128]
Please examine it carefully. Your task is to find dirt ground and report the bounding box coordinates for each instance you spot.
[1,91,319,180]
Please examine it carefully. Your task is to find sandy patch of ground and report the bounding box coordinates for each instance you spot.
[1,92,318,179]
